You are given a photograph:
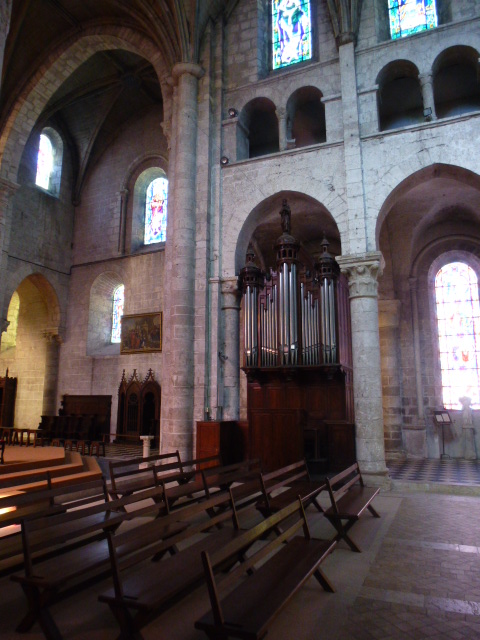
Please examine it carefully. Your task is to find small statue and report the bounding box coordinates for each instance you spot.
[279,199,291,234]
[459,396,476,460]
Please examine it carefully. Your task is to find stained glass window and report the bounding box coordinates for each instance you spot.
[145,177,168,245]
[35,133,54,190]
[435,262,480,409]
[272,0,312,70]
[111,285,124,344]
[388,0,437,40]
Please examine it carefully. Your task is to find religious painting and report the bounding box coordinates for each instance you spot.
[120,312,162,354]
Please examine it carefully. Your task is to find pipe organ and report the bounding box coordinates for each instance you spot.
[239,200,354,472]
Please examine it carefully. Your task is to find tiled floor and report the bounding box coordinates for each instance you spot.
[388,458,480,486]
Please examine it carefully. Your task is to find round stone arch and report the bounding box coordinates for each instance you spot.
[87,271,124,356]
[234,190,342,276]
[0,25,170,184]
[375,163,480,251]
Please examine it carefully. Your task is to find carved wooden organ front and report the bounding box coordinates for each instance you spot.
[239,200,354,472]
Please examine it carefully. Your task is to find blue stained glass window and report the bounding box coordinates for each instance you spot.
[145,177,168,245]
[111,285,124,344]
[435,262,480,410]
[388,0,438,40]
[272,0,312,70]
[36,133,54,189]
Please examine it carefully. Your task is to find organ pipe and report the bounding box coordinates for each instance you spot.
[239,201,341,370]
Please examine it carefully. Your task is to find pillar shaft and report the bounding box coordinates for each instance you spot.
[419,73,437,120]
[220,278,241,420]
[337,253,389,486]
[0,178,20,329]
[161,63,204,458]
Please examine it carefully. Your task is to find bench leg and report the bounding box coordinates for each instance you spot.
[326,517,362,553]
[368,504,381,518]
[16,584,63,640]
[313,568,336,593]
[106,601,145,640]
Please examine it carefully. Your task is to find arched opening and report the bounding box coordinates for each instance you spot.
[0,274,61,429]
[87,272,124,356]
[35,128,63,195]
[240,98,279,159]
[377,60,423,131]
[286,86,326,148]
[433,46,480,119]
[236,192,353,472]
[376,164,480,460]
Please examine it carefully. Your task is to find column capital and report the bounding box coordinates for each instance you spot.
[171,62,205,83]
[42,330,63,345]
[220,277,241,310]
[336,252,384,298]
[419,73,433,86]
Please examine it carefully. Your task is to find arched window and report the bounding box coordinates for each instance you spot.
[34,127,63,195]
[144,177,168,245]
[434,262,480,409]
[35,133,54,189]
[272,0,312,70]
[388,0,438,40]
[111,285,125,344]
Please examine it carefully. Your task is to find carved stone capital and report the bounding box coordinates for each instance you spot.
[221,277,241,310]
[171,62,205,83]
[336,252,384,299]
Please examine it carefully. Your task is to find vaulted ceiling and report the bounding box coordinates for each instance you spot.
[1,0,237,202]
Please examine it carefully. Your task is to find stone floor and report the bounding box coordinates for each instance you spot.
[1,474,479,640]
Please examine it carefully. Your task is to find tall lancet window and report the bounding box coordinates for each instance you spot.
[435,262,480,409]
[388,0,438,40]
[272,0,312,70]
[145,177,168,245]
[111,285,125,344]
[35,133,54,190]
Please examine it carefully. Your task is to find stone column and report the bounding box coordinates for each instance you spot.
[336,253,389,487]
[220,278,241,420]
[117,188,129,254]
[378,299,405,459]
[276,107,288,151]
[42,332,62,416]
[161,62,204,458]
[0,178,20,328]
[419,73,437,121]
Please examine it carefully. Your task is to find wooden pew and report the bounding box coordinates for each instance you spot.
[255,459,326,517]
[9,485,174,639]
[107,450,183,501]
[0,477,110,572]
[98,490,248,640]
[324,462,381,552]
[201,458,262,497]
[195,498,336,640]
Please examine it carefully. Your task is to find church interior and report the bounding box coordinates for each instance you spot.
[0,0,480,638]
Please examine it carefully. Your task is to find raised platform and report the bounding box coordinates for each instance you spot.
[0,445,102,491]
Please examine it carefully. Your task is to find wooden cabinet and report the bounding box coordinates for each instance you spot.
[196,421,247,466]
[116,370,161,445]
[0,371,17,428]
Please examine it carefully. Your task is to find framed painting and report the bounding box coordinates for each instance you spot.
[120,312,162,354]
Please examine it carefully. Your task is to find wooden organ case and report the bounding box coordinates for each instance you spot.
[239,201,355,472]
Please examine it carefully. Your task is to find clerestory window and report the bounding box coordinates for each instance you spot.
[434,262,480,409]
[272,0,312,70]
[111,285,125,344]
[388,0,438,40]
[35,128,63,194]
[144,177,168,245]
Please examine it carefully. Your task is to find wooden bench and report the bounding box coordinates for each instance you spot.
[108,450,183,501]
[256,459,326,517]
[195,498,337,640]
[324,462,380,552]
[201,458,262,497]
[98,489,248,640]
[0,477,110,571]
[9,484,174,639]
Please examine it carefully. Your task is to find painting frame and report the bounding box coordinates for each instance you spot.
[120,312,162,354]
